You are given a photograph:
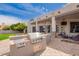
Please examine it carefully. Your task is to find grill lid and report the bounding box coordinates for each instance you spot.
[28,32,43,43]
[28,32,42,39]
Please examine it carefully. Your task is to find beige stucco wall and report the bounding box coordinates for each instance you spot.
[31,19,52,32]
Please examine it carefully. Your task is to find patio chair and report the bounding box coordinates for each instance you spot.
[58,32,68,39]
[72,34,79,41]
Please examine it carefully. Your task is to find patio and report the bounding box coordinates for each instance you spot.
[0,36,79,56]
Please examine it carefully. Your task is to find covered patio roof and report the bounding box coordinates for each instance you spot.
[56,9,79,19]
[31,17,51,25]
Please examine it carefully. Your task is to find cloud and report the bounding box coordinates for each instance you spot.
[19,3,45,14]
[0,3,65,20]
[0,15,23,25]
[0,4,34,19]
[0,3,46,20]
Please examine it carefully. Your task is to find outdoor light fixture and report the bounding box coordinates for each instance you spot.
[58,11,61,14]
[62,18,66,21]
[46,16,48,18]
[77,5,79,8]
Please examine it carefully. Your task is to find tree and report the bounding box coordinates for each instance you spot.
[10,23,27,33]
[2,25,10,30]
[10,24,16,30]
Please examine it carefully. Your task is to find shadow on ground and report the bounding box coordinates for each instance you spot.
[47,38,79,56]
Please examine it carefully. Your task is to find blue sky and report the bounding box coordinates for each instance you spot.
[0,3,66,20]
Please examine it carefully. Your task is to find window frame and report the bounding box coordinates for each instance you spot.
[70,22,79,33]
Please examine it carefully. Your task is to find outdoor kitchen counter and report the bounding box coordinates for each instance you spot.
[0,35,28,56]
[0,40,10,56]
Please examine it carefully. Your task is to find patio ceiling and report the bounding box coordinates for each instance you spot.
[56,9,79,19]
[31,18,51,25]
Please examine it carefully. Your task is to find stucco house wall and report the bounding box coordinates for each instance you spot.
[28,3,79,36]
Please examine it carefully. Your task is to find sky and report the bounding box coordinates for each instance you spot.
[0,3,66,25]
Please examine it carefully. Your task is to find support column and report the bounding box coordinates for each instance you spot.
[27,21,32,33]
[51,16,56,38]
[45,20,47,34]
[30,25,32,33]
[36,20,38,32]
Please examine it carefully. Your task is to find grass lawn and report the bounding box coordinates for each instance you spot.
[0,34,16,41]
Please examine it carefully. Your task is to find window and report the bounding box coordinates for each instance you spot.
[56,25,59,32]
[32,27,36,32]
[61,22,67,25]
[58,11,61,14]
[39,26,44,32]
[77,5,79,8]
[47,25,51,33]
[70,22,79,33]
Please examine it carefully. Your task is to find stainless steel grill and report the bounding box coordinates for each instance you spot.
[28,32,44,43]
[27,32,46,53]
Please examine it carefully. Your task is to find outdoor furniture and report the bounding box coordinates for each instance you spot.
[59,32,79,41]
[58,32,68,38]
[72,34,79,41]
[58,32,74,39]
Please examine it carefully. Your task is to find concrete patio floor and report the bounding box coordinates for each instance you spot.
[34,47,71,56]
